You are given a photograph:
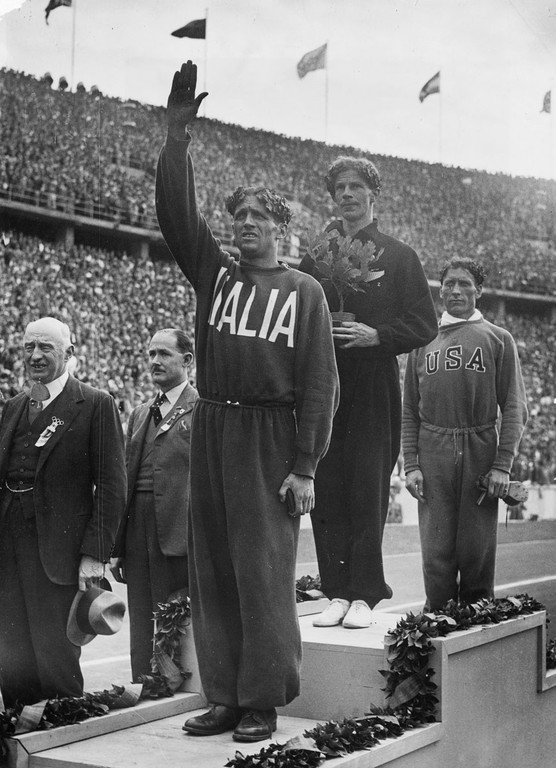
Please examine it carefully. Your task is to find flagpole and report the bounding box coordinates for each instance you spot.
[551,83,554,181]
[70,0,76,91]
[203,7,208,117]
[438,74,442,165]
[324,41,329,143]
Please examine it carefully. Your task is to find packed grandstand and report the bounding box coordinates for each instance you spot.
[1,67,554,485]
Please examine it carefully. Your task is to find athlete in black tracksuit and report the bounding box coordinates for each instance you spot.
[299,216,437,612]
[155,61,339,741]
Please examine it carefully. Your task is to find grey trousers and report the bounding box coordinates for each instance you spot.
[417,423,499,610]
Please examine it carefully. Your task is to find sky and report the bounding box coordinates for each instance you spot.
[2,0,556,180]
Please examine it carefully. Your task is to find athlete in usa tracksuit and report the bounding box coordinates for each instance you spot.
[156,133,339,711]
[402,314,527,610]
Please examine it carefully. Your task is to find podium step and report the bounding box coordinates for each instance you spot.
[9,610,555,768]
[28,711,321,768]
[280,610,403,720]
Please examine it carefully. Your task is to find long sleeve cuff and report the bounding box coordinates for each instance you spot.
[293,451,316,479]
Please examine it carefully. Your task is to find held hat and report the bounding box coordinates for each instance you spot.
[67,578,126,647]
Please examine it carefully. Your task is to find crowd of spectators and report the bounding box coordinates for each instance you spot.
[1,67,556,294]
[0,231,553,485]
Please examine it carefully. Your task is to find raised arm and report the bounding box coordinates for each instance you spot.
[156,61,223,289]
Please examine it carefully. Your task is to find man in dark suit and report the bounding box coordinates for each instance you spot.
[0,317,126,706]
[110,328,198,681]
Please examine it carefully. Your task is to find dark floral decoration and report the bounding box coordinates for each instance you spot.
[295,574,323,603]
[227,742,323,768]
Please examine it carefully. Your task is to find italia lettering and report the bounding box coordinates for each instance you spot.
[217,282,243,334]
[209,278,297,348]
[425,345,488,373]
[268,292,297,347]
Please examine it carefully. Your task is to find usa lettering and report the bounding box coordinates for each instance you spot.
[426,345,486,374]
[208,268,297,348]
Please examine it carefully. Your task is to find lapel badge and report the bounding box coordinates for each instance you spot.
[159,406,186,433]
[35,416,65,447]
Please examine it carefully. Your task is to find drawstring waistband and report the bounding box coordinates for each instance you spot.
[421,422,496,465]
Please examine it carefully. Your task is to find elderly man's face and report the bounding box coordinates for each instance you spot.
[23,326,70,384]
[333,170,375,227]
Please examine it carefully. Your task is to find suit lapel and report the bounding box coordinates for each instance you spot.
[126,403,151,494]
[156,384,196,436]
[0,394,28,479]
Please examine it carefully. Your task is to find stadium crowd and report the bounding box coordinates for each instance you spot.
[0,231,553,485]
[0,67,554,483]
[1,67,556,295]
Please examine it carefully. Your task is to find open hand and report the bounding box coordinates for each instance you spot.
[167,60,208,139]
[333,321,380,348]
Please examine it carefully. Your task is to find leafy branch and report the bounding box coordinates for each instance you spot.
[305,229,384,312]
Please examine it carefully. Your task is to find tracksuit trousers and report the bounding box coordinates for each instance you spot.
[188,399,302,711]
[310,357,399,608]
[417,423,499,610]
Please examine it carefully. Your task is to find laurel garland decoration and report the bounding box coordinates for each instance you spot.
[226,594,551,768]
[138,596,192,697]
[295,574,323,603]
[0,596,190,752]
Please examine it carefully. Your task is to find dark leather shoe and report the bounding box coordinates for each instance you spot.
[233,708,277,742]
[182,705,242,736]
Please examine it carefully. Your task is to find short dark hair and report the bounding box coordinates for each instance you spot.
[325,156,381,197]
[155,328,194,357]
[225,186,293,225]
[439,258,487,287]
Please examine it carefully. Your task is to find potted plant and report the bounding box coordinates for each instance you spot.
[305,229,385,324]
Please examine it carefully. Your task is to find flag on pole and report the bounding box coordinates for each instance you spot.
[45,0,71,24]
[297,43,327,79]
[419,71,440,102]
[171,19,206,39]
[541,91,551,114]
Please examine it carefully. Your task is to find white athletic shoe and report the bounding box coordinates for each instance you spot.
[312,598,351,627]
[342,600,373,629]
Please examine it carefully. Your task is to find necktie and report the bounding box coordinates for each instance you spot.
[150,392,167,427]
[28,398,43,424]
[26,381,49,425]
